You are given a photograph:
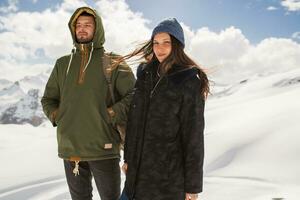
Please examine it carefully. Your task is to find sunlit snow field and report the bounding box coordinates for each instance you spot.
[1,68,300,200]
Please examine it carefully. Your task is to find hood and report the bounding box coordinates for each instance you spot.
[68,7,105,48]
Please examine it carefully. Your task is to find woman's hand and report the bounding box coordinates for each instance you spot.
[122,163,128,174]
[185,193,198,200]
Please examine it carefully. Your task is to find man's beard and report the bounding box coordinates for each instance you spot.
[76,36,93,44]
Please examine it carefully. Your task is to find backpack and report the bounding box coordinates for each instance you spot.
[102,52,126,150]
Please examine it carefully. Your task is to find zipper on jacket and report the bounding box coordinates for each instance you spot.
[149,67,195,98]
[78,44,88,84]
[150,75,163,98]
[149,65,165,99]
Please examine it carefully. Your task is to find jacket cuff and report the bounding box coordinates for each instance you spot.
[184,183,202,194]
[50,109,58,127]
[107,107,117,125]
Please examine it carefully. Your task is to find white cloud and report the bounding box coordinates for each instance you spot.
[281,0,300,11]
[238,38,300,76]
[185,26,250,67]
[183,25,300,84]
[267,6,278,11]
[292,32,300,40]
[0,0,18,13]
[0,9,73,60]
[0,0,151,81]
[94,0,151,54]
[59,0,88,12]
[0,59,52,81]
[0,0,86,81]
[0,0,300,85]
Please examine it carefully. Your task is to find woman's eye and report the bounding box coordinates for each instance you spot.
[153,41,171,46]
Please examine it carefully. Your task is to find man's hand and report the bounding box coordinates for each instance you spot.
[107,107,115,117]
[185,193,198,200]
[122,163,128,174]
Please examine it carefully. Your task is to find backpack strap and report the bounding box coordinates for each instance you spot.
[102,52,126,150]
[102,52,116,104]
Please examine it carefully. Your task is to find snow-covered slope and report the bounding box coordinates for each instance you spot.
[203,68,300,200]
[0,68,299,200]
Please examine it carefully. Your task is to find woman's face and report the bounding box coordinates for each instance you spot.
[153,32,172,63]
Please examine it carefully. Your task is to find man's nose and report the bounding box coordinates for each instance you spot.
[77,26,85,32]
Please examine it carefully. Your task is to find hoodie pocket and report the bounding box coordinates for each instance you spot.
[55,103,69,125]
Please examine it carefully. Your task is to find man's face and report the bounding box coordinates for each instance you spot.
[75,15,95,43]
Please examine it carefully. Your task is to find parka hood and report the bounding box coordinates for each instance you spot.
[68,7,105,48]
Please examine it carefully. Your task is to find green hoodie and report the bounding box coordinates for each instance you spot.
[41,7,136,161]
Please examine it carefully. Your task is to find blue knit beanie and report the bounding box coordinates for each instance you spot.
[151,18,185,48]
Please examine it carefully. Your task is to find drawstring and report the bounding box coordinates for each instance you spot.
[83,42,94,72]
[66,45,76,76]
[66,42,94,76]
[73,161,80,176]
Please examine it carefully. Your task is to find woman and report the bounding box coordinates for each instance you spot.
[121,18,209,200]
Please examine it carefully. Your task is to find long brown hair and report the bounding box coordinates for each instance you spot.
[115,35,210,99]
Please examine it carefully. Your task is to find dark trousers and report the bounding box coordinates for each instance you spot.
[64,159,121,200]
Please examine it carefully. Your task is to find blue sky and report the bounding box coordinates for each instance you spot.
[2,0,299,43]
[127,0,300,43]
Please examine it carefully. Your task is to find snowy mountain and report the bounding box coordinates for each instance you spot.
[19,74,49,94]
[0,68,299,200]
[0,89,46,126]
[0,72,49,126]
[0,81,25,113]
[0,79,12,91]
[209,68,300,104]
[1,63,299,128]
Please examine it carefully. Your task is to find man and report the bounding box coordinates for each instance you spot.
[41,7,135,200]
